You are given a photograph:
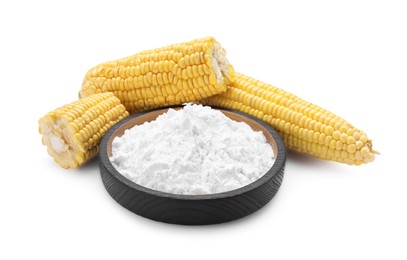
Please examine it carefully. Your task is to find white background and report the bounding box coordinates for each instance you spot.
[1,0,406,259]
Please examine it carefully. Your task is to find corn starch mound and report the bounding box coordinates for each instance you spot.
[109,104,275,195]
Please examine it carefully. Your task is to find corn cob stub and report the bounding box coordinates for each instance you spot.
[200,73,376,165]
[80,37,235,113]
[39,92,129,169]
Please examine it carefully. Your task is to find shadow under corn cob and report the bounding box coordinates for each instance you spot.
[200,72,376,165]
[80,37,234,113]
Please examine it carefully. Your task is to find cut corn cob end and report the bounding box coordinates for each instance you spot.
[39,92,129,169]
[80,37,234,113]
[200,72,377,166]
[210,39,234,85]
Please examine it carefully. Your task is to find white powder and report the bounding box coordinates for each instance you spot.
[110,104,275,195]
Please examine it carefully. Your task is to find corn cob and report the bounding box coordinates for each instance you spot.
[39,92,129,169]
[200,73,376,165]
[80,37,234,113]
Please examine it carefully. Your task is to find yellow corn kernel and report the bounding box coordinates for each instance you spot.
[81,37,235,113]
[39,93,129,169]
[200,72,376,165]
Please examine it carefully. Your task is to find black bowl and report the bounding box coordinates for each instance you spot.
[99,106,286,225]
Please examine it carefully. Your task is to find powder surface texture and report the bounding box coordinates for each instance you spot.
[110,104,275,195]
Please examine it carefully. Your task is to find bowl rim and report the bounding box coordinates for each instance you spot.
[99,105,286,201]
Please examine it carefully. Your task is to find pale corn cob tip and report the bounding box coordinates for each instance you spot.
[80,37,235,113]
[200,72,377,165]
[39,92,129,169]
